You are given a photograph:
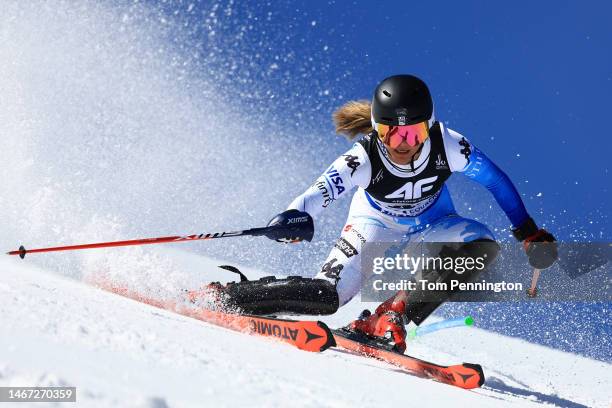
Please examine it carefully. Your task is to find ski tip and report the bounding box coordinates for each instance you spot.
[462,363,485,387]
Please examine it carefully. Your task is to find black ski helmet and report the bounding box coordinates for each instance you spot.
[371,74,433,127]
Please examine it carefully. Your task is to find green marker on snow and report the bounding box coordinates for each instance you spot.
[407,316,474,340]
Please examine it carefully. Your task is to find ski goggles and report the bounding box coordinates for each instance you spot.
[376,121,430,149]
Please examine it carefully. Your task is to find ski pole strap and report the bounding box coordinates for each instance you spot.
[407,316,474,340]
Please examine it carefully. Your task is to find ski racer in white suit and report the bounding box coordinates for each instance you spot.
[217,75,558,353]
[289,123,498,305]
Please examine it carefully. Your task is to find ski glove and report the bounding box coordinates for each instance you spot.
[265,209,314,243]
[512,217,558,269]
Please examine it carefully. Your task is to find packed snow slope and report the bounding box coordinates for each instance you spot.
[0,251,608,408]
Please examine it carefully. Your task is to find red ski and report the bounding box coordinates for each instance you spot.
[332,328,485,389]
[92,279,335,352]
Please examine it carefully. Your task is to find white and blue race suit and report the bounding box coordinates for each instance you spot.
[287,122,531,305]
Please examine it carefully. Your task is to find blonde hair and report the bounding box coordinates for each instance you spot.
[332,100,373,140]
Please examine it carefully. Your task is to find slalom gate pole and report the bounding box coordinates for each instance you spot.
[407,316,474,340]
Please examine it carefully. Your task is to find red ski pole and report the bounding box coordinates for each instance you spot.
[7,210,315,259]
[6,227,270,259]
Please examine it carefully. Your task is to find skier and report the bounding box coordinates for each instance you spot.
[204,74,558,352]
